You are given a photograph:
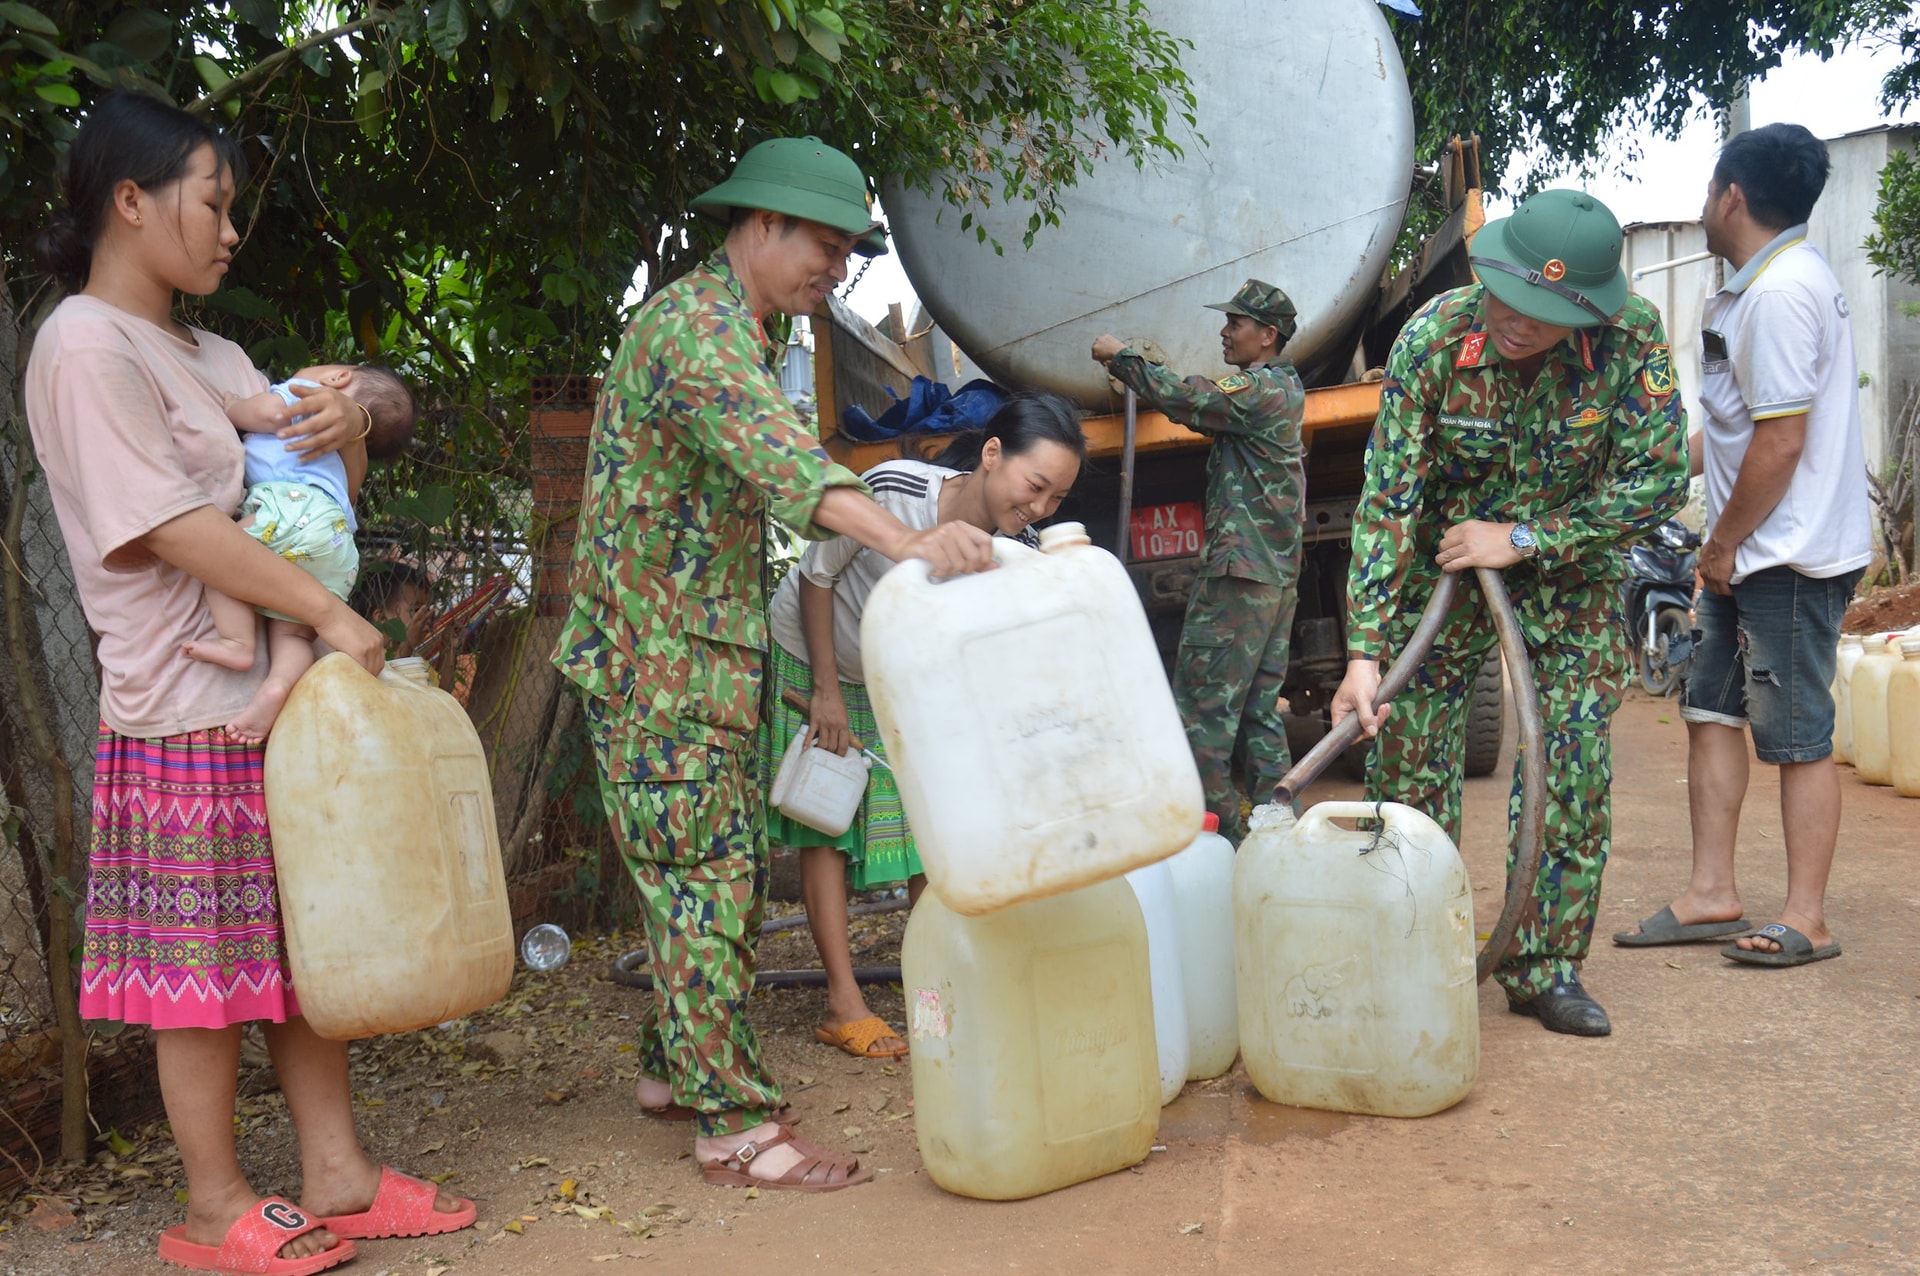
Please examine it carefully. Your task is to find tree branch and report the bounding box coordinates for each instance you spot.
[187,13,392,118]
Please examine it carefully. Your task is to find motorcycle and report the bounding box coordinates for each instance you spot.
[1624,518,1700,696]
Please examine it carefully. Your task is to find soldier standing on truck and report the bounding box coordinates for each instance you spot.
[1091,280,1307,843]
[1330,189,1688,1038]
[553,136,994,1192]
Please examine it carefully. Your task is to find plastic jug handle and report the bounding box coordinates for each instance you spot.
[890,536,1037,588]
[1294,800,1404,837]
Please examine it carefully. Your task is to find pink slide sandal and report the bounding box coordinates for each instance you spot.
[319,1165,477,1240]
[157,1198,354,1275]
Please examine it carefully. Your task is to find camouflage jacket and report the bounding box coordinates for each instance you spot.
[552,252,866,781]
[1107,350,1307,585]
[1347,283,1689,660]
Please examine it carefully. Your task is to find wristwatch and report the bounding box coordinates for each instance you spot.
[1509,522,1539,560]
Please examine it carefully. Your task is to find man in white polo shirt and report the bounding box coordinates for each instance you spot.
[1615,123,1870,967]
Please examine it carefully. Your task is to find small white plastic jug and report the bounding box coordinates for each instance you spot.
[904,878,1159,1200]
[862,523,1204,915]
[1166,814,1238,1080]
[266,654,513,1040]
[768,727,871,837]
[1123,859,1188,1105]
[1234,801,1477,1118]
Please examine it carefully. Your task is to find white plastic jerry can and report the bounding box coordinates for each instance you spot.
[1851,639,1902,787]
[1234,801,1477,1118]
[1832,635,1865,765]
[1166,813,1239,1080]
[903,879,1160,1200]
[767,726,871,837]
[1123,859,1189,1105]
[265,654,513,1040]
[861,522,1204,915]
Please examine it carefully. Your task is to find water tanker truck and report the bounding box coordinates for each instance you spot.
[814,0,1507,775]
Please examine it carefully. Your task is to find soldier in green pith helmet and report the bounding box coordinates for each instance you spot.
[1331,189,1689,1038]
[553,137,994,1192]
[1091,280,1308,844]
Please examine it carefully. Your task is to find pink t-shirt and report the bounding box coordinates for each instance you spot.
[25,295,271,737]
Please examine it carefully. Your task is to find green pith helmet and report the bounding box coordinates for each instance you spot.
[1204,278,1299,340]
[691,136,886,256]
[1470,189,1627,328]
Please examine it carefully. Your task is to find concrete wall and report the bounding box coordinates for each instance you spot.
[1807,125,1920,475]
[1622,221,1715,444]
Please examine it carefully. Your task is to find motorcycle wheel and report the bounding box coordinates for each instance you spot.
[1639,607,1689,697]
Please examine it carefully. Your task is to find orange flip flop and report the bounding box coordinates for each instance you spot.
[814,1015,909,1059]
[157,1197,354,1275]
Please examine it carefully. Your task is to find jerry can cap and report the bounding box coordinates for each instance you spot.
[1202,812,1219,833]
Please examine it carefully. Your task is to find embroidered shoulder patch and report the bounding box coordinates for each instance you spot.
[1218,372,1253,394]
[1455,333,1487,368]
[1642,344,1675,397]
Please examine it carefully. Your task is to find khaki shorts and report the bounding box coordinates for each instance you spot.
[240,480,359,623]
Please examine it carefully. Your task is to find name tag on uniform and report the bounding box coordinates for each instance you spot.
[1438,413,1498,432]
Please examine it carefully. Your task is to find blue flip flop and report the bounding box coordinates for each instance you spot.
[1722,923,1842,967]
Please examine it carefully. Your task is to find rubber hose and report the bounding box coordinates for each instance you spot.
[609,948,903,991]
[1266,566,1548,985]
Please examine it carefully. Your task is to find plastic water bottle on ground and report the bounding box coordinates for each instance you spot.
[521,923,572,972]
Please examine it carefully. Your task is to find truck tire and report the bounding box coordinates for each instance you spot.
[1464,653,1505,778]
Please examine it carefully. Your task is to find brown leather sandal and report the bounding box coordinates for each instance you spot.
[698,1125,873,1193]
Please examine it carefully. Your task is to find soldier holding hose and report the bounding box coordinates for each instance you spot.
[1331,190,1688,1036]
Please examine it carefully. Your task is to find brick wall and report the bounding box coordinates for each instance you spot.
[529,375,599,617]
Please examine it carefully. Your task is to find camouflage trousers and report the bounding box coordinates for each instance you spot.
[1176,574,1298,844]
[600,746,783,1137]
[1366,569,1629,1001]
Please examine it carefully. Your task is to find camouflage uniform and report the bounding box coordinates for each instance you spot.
[1348,283,1687,999]
[553,251,866,1137]
[1108,341,1306,844]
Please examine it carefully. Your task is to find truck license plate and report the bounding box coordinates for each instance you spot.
[1130,502,1203,561]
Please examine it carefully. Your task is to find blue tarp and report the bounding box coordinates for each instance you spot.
[839,376,1009,443]
[1378,0,1421,18]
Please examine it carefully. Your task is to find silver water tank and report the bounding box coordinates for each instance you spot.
[883,0,1415,407]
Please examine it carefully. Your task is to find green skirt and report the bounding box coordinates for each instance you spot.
[759,642,921,890]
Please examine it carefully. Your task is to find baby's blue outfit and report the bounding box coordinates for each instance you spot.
[238,378,361,617]
[243,379,358,533]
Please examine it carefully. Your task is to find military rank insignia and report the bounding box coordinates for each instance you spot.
[1455,333,1487,367]
[1218,372,1252,394]
[1642,345,1675,397]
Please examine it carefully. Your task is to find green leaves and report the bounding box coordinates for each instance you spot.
[1393,2,1904,197]
[427,0,472,61]
[1866,148,1920,287]
[383,484,462,528]
[103,8,174,63]
[0,3,58,37]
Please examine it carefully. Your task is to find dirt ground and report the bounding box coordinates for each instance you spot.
[5,688,1918,1276]
[1845,579,1920,633]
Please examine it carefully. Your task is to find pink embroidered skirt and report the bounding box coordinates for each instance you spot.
[79,726,300,1028]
